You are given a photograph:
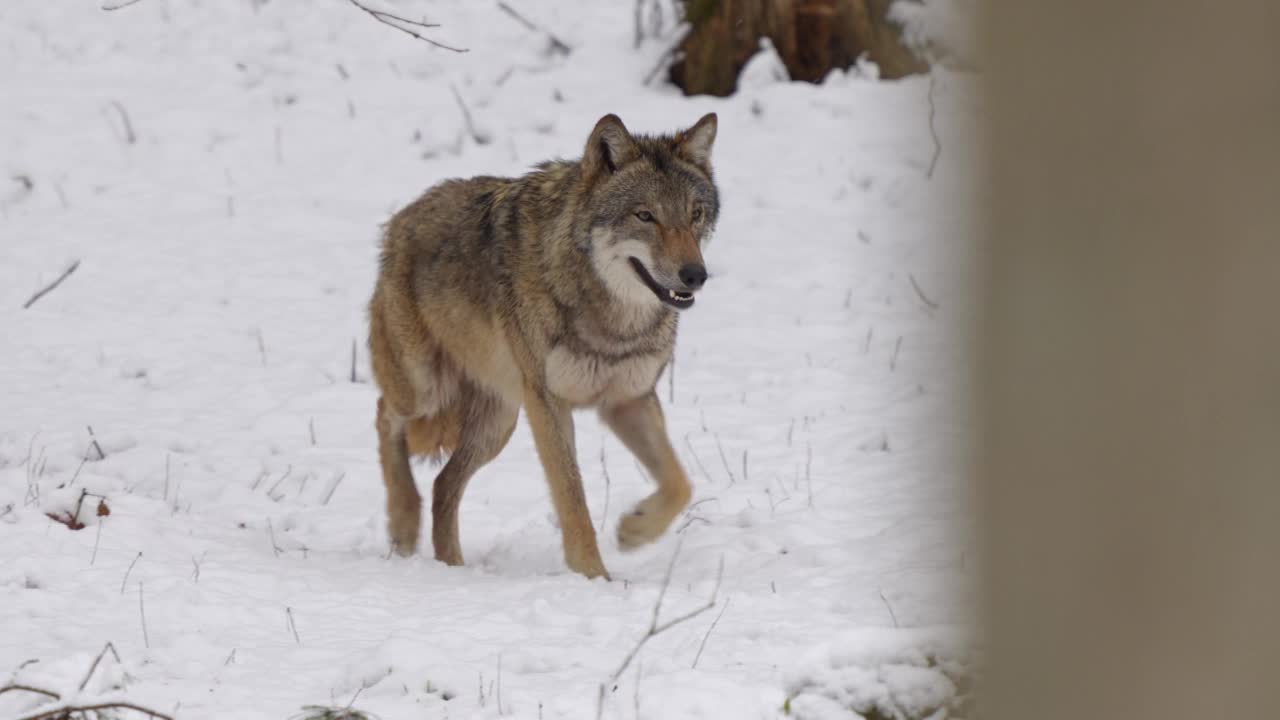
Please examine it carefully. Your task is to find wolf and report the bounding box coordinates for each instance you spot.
[367,113,720,579]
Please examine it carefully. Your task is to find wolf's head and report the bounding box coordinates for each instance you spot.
[580,113,720,311]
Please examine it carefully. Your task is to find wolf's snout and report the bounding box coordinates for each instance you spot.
[678,263,708,290]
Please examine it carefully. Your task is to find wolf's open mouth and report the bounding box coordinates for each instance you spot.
[628,258,695,310]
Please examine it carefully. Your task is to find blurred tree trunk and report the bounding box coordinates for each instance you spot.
[979,1,1280,719]
[670,0,926,97]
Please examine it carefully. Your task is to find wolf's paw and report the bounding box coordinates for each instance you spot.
[432,538,465,567]
[570,557,611,581]
[388,516,420,557]
[565,545,611,580]
[387,498,422,557]
[390,536,417,557]
[617,495,671,551]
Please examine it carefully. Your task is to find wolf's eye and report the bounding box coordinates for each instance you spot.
[635,210,655,223]
[692,206,703,222]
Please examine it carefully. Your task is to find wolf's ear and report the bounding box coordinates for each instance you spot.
[584,114,639,181]
[675,113,717,169]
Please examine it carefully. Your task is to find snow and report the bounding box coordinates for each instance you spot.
[891,0,980,70]
[1,1,975,718]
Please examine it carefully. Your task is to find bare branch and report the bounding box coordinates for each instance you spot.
[927,71,941,178]
[350,338,358,382]
[86,425,106,461]
[691,596,731,668]
[347,0,468,53]
[450,84,491,145]
[497,1,570,56]
[713,434,735,486]
[108,100,136,145]
[100,0,466,55]
[286,606,301,644]
[120,551,141,594]
[78,641,125,693]
[598,445,612,532]
[91,512,105,563]
[633,0,644,48]
[683,434,713,484]
[322,471,345,505]
[0,685,60,700]
[267,517,282,557]
[909,273,940,310]
[879,588,901,628]
[138,582,150,648]
[21,260,79,310]
[596,543,724,719]
[805,442,813,508]
[101,0,145,11]
[18,701,174,720]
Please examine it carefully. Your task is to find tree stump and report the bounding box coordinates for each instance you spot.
[670,0,927,97]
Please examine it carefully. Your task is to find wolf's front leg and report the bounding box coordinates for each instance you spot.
[523,383,610,580]
[599,392,692,550]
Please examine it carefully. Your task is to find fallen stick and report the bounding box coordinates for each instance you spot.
[22,260,80,310]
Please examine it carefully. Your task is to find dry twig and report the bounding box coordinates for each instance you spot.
[350,338,358,382]
[691,597,731,668]
[497,1,570,56]
[138,583,150,648]
[108,100,137,145]
[927,71,941,178]
[120,551,141,593]
[595,541,724,719]
[86,425,106,461]
[286,606,301,644]
[78,641,126,692]
[683,435,713,484]
[713,434,735,486]
[0,685,60,700]
[21,260,80,310]
[879,588,901,628]
[909,273,940,310]
[450,84,490,145]
[598,445,612,532]
[18,701,174,720]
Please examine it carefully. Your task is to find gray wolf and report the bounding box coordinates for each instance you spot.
[368,113,719,579]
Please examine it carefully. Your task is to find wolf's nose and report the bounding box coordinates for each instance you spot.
[678,264,708,290]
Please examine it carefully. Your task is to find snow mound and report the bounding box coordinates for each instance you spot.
[738,38,790,89]
[783,627,974,720]
[891,0,979,70]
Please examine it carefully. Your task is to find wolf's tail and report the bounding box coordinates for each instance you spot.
[404,409,460,465]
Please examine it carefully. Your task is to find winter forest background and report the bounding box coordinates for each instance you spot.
[1,2,980,718]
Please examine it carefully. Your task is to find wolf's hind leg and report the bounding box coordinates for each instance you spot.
[430,387,518,567]
[599,392,692,550]
[377,397,421,556]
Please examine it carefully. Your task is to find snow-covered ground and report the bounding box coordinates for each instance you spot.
[1,2,976,718]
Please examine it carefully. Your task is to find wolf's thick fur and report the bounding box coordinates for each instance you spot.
[368,113,720,578]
